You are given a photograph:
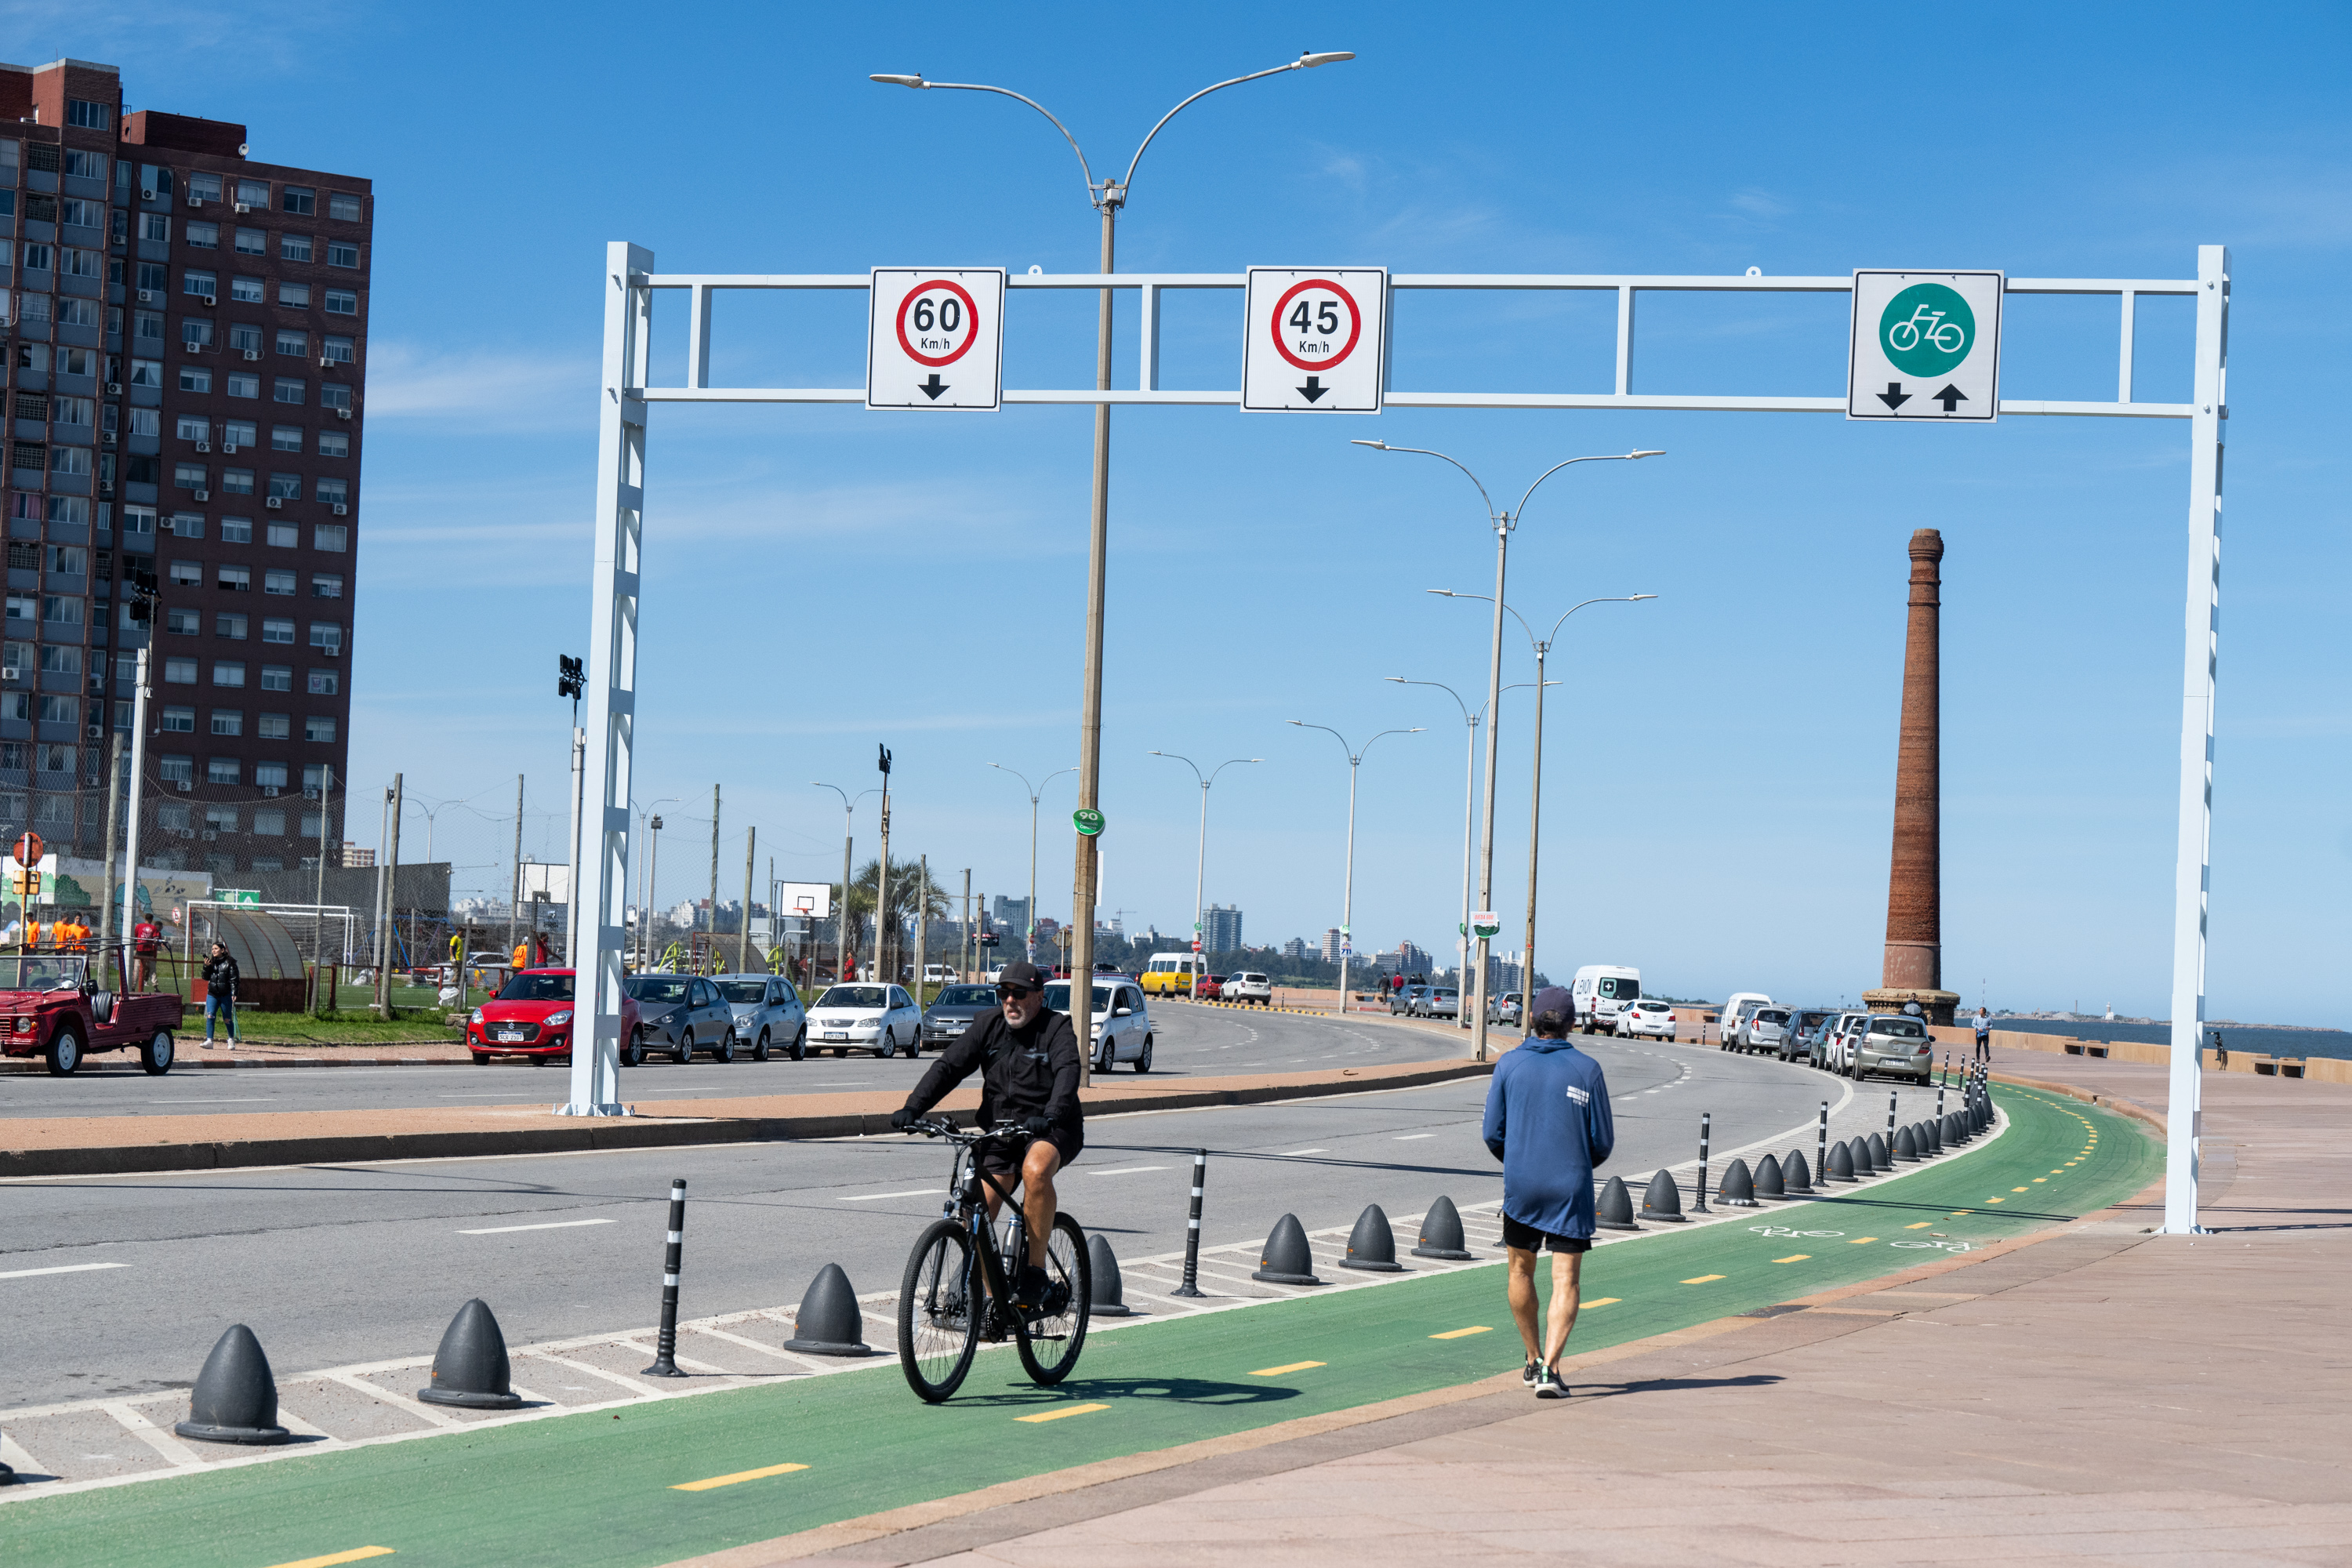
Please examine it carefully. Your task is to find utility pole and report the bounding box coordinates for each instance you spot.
[739,826,756,975]
[314,764,332,1010]
[706,783,720,968]
[875,746,893,986]
[376,773,403,1019]
[961,868,972,982]
[96,733,123,957]
[915,852,929,998]
[506,774,523,971]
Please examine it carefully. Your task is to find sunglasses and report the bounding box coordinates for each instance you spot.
[996,984,1037,1000]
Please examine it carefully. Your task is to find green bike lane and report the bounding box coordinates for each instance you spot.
[3,1085,2158,1568]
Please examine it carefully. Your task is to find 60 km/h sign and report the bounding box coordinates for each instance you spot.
[866,268,1007,411]
[1847,270,2003,422]
[1242,267,1388,413]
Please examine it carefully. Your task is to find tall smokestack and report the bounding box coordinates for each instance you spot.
[1868,528,1959,1026]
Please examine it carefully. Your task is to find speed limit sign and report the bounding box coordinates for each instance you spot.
[866,268,1007,411]
[1241,267,1388,413]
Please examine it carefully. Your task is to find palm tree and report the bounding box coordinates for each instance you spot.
[839,855,952,983]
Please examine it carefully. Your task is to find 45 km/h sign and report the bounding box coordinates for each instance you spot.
[1847,270,2003,423]
[867,267,1007,411]
[1242,267,1388,413]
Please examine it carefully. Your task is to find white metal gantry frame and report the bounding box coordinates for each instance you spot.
[571,241,2229,1233]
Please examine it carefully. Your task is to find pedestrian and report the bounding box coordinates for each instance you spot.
[133,913,162,989]
[201,940,241,1049]
[1973,1004,1991,1064]
[1481,985,1614,1399]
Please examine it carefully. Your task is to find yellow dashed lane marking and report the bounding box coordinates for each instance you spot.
[1986,1198,2005,1204]
[673,1461,810,1492]
[1904,1222,1933,1229]
[2033,1178,2049,1183]
[1682,1275,1726,1284]
[1581,1297,1621,1308]
[1773,1254,1809,1264]
[2013,1186,2031,1192]
[1250,1361,1326,1377]
[1848,1236,1878,1245]
[1015,1403,1112,1423]
[1429,1327,1492,1340]
[264,1552,394,1568]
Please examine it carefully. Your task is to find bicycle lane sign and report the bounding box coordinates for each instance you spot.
[1846,270,2003,422]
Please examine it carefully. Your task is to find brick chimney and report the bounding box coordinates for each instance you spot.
[1866,528,1960,1026]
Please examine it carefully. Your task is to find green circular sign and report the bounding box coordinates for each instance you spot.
[1073,808,1105,837]
[1878,282,1975,377]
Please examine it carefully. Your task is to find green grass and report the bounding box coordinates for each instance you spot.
[212,1012,465,1046]
[0,1085,2156,1566]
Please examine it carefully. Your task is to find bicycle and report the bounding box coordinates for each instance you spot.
[895,1117,1091,1403]
[1886,303,1965,355]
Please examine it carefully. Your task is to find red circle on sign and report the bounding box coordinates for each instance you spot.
[896,280,982,369]
[1269,278,1364,373]
[13,832,41,865]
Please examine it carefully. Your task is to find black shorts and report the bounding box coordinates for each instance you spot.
[1501,1214,1592,1254]
[975,1128,1082,1185]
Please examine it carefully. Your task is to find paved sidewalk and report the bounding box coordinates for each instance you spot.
[721,1049,2350,1566]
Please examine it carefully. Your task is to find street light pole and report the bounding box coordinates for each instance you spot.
[1287,722,1421,1016]
[1385,677,1483,1016]
[1148,751,1259,961]
[1354,441,1664,1060]
[812,782,877,985]
[875,48,1353,1007]
[989,763,1075,966]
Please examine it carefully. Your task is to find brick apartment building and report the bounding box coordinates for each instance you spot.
[0,57,368,884]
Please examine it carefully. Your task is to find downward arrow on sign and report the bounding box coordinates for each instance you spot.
[1876,381,1911,411]
[919,373,949,401]
[1297,376,1330,403]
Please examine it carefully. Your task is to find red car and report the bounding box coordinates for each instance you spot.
[1,944,185,1075]
[1196,973,1225,1001]
[466,967,639,1066]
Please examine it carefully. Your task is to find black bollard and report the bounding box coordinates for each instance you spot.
[1826,1139,1857,1182]
[1754,1152,1787,1200]
[782,1263,873,1356]
[1693,1112,1712,1214]
[1172,1150,1207,1298]
[175,1325,291,1444]
[1782,1149,1814,1193]
[1087,1233,1134,1317]
[1594,1175,1640,1231]
[1864,1132,1890,1174]
[1893,1124,1919,1163]
[1411,1195,1476,1258]
[420,1298,524,1408]
[1718,1157,1760,1207]
[1638,1168,1688,1222]
[1251,1214,1325,1285]
[1817,1101,1829,1186]
[643,1178,688,1377]
[1341,1204,1406,1272]
[1887,1089,1899,1147]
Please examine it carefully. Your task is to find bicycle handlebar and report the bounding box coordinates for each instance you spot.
[903,1116,1030,1145]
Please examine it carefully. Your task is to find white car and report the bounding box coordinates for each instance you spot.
[1049,977,1153,1073]
[807,982,923,1058]
[1614,997,1678,1040]
[1222,972,1274,1006]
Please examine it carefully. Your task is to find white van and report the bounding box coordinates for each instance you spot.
[1570,965,1641,1033]
[1719,992,1773,1049]
[922,964,958,986]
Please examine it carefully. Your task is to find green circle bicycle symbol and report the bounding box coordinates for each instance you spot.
[1878,283,1974,377]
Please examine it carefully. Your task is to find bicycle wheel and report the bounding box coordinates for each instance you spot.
[898,1218,981,1403]
[1014,1213,1092,1386]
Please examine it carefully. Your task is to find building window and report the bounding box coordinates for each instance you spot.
[180,368,215,394]
[281,186,316,216]
[328,194,363,223]
[208,757,240,785]
[318,432,349,459]
[280,234,313,263]
[169,559,202,587]
[267,524,297,549]
[234,227,266,256]
[50,447,92,477]
[269,474,301,501]
[308,622,342,654]
[259,715,289,740]
[219,564,252,592]
[228,325,261,357]
[273,379,304,405]
[307,668,339,695]
[37,695,75,724]
[310,574,343,599]
[326,241,360,269]
[321,336,354,365]
[170,512,205,539]
[132,359,165,387]
[324,289,358,316]
[314,477,348,506]
[260,664,292,691]
[237,180,270,209]
[278,282,310,308]
[305,717,336,742]
[134,310,166,344]
[165,608,200,635]
[216,612,248,639]
[185,220,218,249]
[223,420,258,448]
[52,396,93,429]
[176,416,210,443]
[61,248,103,279]
[136,261,168,292]
[162,705,195,733]
[67,98,111,130]
[272,426,303,452]
[264,570,295,597]
[213,661,246,687]
[222,469,255,495]
[230,277,265,303]
[262,618,295,644]
[140,212,172,244]
[60,198,105,230]
[205,806,240,833]
[37,744,75,775]
[11,444,48,474]
[211,710,243,736]
[318,385,352,413]
[187,172,222,203]
[22,242,53,273]
[123,506,158,538]
[276,329,307,358]
[160,755,194,783]
[220,517,253,544]
[130,408,163,437]
[253,804,286,830]
[36,642,80,673]
[40,597,82,626]
[314,525,347,552]
[182,318,214,350]
[2,593,31,626]
[184,269,218,298]
[44,546,85,576]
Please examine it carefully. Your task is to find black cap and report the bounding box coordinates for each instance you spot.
[998,961,1046,989]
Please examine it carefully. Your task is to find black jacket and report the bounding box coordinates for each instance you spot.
[903,1007,1083,1145]
[201,953,239,1000]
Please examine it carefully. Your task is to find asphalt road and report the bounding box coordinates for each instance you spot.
[0,1003,1461,1120]
[0,1031,1965,1410]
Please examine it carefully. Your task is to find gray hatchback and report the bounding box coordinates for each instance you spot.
[712,973,806,1062]
[922,982,1001,1047]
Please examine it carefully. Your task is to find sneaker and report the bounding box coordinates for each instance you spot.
[1534,1365,1570,1399]
[1522,1359,1542,1388]
[1015,1265,1051,1311]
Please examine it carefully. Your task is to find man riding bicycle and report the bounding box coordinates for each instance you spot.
[890,960,1082,1310]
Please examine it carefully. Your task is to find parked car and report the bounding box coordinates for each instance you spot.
[1718,993,1773,1050]
[1223,972,1273,1006]
[711,973,806,1062]
[1615,996,1679,1040]
[1570,965,1642,1033]
[1196,973,1225,1001]
[1819,1011,1875,1073]
[921,964,959,987]
[1,945,184,1076]
[1488,991,1523,1027]
[1847,1011,1935,1082]
[469,967,646,1068]
[1783,1008,1836,1064]
[807,982,923,1058]
[922,982,1000,1047]
[1413,986,1461,1019]
[623,973,739,1064]
[1741,1006,1793,1055]
[1390,983,1429,1016]
[1047,976,1152,1073]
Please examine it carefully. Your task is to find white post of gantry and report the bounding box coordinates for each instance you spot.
[560,240,652,1117]
[2162,245,2229,1235]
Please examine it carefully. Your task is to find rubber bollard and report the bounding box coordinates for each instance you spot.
[1817,1102,1830,1185]
[782,1263,873,1356]
[1717,1157,1760,1207]
[1411,1195,1477,1258]
[175,1325,291,1445]
[1341,1204,1406,1272]
[1638,1168,1688,1222]
[1693,1112,1712,1213]
[1753,1152,1787,1199]
[1172,1150,1207,1298]
[1781,1149,1814,1193]
[1594,1175,1640,1231]
[1250,1214,1325,1285]
[1893,1124,1920,1163]
[1864,1132,1890,1173]
[419,1298,524,1408]
[643,1178,688,1377]
[1087,1233,1134,1317]
[1826,1140,1857,1182]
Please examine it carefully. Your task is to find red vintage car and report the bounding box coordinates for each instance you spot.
[466,967,641,1067]
[1,943,186,1076]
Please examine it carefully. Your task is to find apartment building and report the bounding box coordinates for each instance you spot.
[1,58,368,878]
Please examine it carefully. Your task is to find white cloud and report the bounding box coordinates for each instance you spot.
[364,343,595,430]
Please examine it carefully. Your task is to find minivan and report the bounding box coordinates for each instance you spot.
[1570,965,1641,1033]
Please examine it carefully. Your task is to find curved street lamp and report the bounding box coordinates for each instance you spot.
[811,782,879,983]
[988,763,1076,964]
[1287,721,1421,1011]
[1148,751,1259,962]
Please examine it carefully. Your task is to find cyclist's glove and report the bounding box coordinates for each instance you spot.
[889,1106,916,1131]
[1020,1113,1051,1138]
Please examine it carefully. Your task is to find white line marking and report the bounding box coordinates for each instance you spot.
[143,1098,270,1104]
[1087,1165,1169,1177]
[0,1261,131,1280]
[456,1218,615,1235]
[1279,1148,1329,1156]
[1394,1133,1436,1141]
[839,1188,940,1202]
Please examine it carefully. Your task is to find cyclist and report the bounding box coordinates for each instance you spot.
[890,960,1082,1309]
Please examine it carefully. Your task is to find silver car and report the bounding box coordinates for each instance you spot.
[623,973,740,1065]
[1849,1013,1935,1082]
[1743,1007,1791,1055]
[712,973,806,1062]
[1048,978,1154,1073]
[1413,986,1461,1019]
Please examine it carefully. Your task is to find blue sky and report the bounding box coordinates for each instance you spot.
[43,2,2351,1022]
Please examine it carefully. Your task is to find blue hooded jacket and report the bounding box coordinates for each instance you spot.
[1481,1034,1616,1239]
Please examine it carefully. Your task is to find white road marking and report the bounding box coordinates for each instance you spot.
[0,1261,131,1280]
[457,1218,616,1235]
[143,1097,270,1104]
[1279,1148,1329,1156]
[1087,1165,1169,1177]
[839,1188,941,1202]
[1394,1133,1436,1141]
